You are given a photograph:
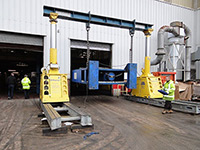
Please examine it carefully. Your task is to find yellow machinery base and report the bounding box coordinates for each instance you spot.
[131,75,163,99]
[40,70,69,103]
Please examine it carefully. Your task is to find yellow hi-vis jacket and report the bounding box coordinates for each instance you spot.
[21,77,31,90]
[163,80,175,101]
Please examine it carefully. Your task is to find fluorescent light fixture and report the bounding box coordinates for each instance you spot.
[16,62,28,67]
[8,69,16,72]
[13,72,19,74]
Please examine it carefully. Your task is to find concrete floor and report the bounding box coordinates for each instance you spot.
[0,96,200,150]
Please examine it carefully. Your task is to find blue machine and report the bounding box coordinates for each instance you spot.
[72,61,137,90]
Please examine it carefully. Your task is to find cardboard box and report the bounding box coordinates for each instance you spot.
[175,84,179,100]
[176,82,192,101]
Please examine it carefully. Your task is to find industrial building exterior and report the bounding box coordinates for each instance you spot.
[0,0,200,94]
[2,1,200,149]
[0,0,199,71]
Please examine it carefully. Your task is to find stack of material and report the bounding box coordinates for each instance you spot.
[175,82,192,101]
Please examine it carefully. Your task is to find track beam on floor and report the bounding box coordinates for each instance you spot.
[124,95,200,114]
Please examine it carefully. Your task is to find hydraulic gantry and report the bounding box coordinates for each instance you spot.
[43,6,155,91]
[43,6,162,98]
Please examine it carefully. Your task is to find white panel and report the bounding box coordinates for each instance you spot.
[194,9,200,51]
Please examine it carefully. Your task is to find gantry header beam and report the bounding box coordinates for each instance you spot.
[43,6,153,31]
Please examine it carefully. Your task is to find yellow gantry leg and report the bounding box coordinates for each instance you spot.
[40,13,69,103]
[131,29,163,98]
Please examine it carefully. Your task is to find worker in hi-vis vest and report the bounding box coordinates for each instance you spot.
[21,74,31,99]
[162,76,175,114]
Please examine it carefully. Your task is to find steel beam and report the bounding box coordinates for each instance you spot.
[61,116,80,122]
[64,103,92,126]
[41,103,62,130]
[41,102,93,130]
[125,95,200,114]
[43,6,153,31]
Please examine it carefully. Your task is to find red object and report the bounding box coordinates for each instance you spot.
[113,84,120,89]
[112,84,131,92]
[152,72,176,84]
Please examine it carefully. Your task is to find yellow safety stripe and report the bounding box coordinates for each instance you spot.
[23,85,29,88]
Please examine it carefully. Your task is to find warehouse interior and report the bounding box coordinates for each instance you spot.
[0,49,43,95]
[0,32,43,98]
[1,0,200,149]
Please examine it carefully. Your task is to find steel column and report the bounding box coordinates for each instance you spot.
[50,23,57,49]
[145,36,150,57]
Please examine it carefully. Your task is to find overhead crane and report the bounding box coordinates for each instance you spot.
[40,6,162,131]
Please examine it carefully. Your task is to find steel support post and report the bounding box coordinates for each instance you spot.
[145,36,150,57]
[50,22,57,49]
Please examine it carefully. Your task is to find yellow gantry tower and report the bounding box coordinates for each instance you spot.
[40,13,69,103]
[131,29,163,98]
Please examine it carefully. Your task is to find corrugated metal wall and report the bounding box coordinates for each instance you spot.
[195,9,200,50]
[0,0,197,78]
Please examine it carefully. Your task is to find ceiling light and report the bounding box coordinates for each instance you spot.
[8,69,16,72]
[16,62,28,67]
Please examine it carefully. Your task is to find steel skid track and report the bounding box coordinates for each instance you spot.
[40,102,92,130]
[124,95,200,114]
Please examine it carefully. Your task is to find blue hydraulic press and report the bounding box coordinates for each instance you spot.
[72,61,137,90]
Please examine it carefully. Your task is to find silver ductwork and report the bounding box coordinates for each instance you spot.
[151,21,192,81]
[170,21,192,81]
[191,47,200,79]
[151,26,179,65]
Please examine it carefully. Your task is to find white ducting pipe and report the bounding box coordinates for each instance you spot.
[151,26,179,66]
